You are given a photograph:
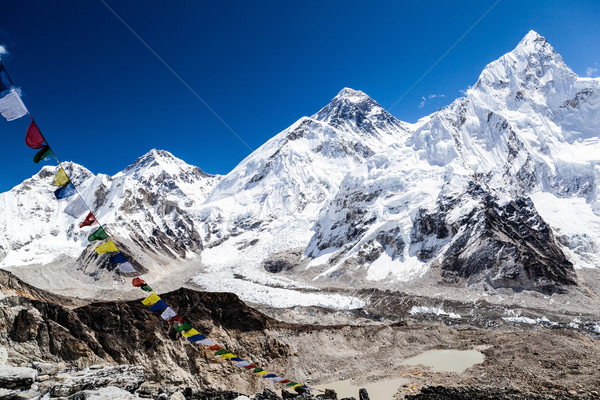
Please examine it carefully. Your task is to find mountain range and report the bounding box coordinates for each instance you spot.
[1,30,599,307]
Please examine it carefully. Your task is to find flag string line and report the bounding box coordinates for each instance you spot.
[1,60,311,394]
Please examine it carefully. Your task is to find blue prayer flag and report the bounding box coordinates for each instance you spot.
[148,300,168,312]
[111,253,127,264]
[54,182,76,200]
[187,334,207,343]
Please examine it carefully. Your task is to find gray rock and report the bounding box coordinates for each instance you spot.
[0,365,37,390]
[0,388,17,400]
[32,362,59,376]
[49,365,144,397]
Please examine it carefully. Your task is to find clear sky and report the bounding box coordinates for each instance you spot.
[0,1,598,192]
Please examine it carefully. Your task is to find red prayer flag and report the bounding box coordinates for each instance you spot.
[209,344,222,351]
[79,212,97,228]
[25,121,45,149]
[279,380,291,384]
[132,277,146,287]
[244,364,257,369]
[168,316,184,323]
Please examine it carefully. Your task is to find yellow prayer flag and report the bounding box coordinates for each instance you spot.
[221,353,236,360]
[95,240,118,255]
[181,328,201,338]
[292,384,303,389]
[256,371,269,375]
[53,168,70,187]
[141,292,161,306]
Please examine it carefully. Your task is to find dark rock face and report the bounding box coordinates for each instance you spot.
[438,187,575,294]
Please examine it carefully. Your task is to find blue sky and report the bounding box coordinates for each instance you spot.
[0,0,598,192]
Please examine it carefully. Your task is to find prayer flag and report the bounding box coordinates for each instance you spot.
[168,316,183,323]
[26,121,45,149]
[235,361,251,368]
[141,292,161,306]
[140,284,152,292]
[221,353,236,360]
[231,357,243,362]
[198,339,216,346]
[279,380,291,384]
[0,89,27,121]
[94,240,118,255]
[54,182,76,199]
[111,253,127,264]
[253,368,264,373]
[53,168,69,187]
[209,345,222,351]
[214,349,228,356]
[160,307,177,321]
[244,364,257,369]
[148,300,168,312]
[182,329,201,338]
[256,371,269,375]
[79,212,97,228]
[174,323,192,332]
[64,196,87,218]
[34,145,53,164]
[0,64,11,92]
[264,374,277,378]
[188,334,207,343]
[292,384,303,389]
[285,382,297,387]
[132,277,145,287]
[88,227,108,242]
[271,377,285,383]
[115,262,136,274]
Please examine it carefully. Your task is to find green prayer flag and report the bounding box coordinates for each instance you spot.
[174,323,192,332]
[141,284,153,292]
[33,145,53,164]
[253,368,264,373]
[88,227,109,242]
[214,349,228,355]
[286,382,298,387]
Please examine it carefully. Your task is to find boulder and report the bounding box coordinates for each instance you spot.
[0,365,37,390]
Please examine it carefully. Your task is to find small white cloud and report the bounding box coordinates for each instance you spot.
[0,45,8,55]
[586,66,598,77]
[419,94,446,108]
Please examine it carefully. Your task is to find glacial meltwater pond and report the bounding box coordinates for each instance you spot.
[313,349,484,400]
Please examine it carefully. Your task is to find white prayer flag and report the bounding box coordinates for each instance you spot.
[64,196,88,218]
[160,307,178,321]
[0,89,27,121]
[235,361,251,368]
[115,262,136,274]
[198,338,216,346]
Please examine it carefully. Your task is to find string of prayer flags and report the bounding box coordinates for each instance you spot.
[94,240,119,255]
[0,89,27,121]
[25,121,45,149]
[53,168,70,187]
[141,292,161,306]
[88,227,109,242]
[64,196,88,218]
[34,145,53,164]
[54,182,76,199]
[79,212,97,228]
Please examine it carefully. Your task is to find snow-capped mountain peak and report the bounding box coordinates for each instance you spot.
[313,87,409,139]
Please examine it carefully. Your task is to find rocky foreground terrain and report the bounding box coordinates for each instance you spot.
[1,269,600,399]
